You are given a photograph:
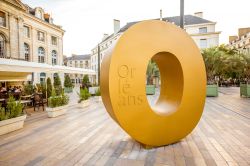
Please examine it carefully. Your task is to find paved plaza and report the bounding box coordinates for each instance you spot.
[0,87,249,166]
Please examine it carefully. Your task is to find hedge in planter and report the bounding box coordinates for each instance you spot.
[240,83,250,97]
[78,88,91,107]
[47,90,69,118]
[64,75,73,93]
[78,88,90,103]
[48,90,69,108]
[47,77,53,98]
[54,74,62,96]
[0,97,24,119]
[0,96,26,135]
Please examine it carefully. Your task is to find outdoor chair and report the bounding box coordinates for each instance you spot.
[13,92,21,100]
[33,93,44,112]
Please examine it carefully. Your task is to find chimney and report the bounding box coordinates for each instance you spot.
[102,33,109,41]
[160,9,162,21]
[229,36,238,43]
[194,12,203,18]
[114,19,120,34]
[238,27,250,38]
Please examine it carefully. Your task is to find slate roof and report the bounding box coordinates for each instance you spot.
[100,14,214,45]
[67,54,90,60]
[118,15,213,33]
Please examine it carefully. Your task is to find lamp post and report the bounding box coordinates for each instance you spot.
[180,0,184,29]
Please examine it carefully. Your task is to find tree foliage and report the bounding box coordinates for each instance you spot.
[146,60,159,85]
[53,74,62,95]
[47,77,52,98]
[64,75,73,88]
[201,45,250,85]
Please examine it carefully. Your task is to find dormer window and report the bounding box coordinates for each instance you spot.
[0,11,6,27]
[37,10,42,19]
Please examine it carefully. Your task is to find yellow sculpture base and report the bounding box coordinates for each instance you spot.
[100,20,206,147]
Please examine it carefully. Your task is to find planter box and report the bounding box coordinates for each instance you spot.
[81,99,90,108]
[240,83,250,97]
[206,85,218,97]
[0,115,27,136]
[94,96,102,102]
[46,105,68,118]
[64,87,73,93]
[89,87,99,95]
[146,85,155,95]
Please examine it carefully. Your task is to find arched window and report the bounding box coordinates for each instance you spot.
[40,73,46,84]
[52,50,57,65]
[0,35,5,58]
[24,43,29,61]
[38,47,45,63]
[0,11,6,27]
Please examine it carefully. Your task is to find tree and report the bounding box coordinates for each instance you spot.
[202,47,224,84]
[146,60,159,85]
[64,75,73,88]
[81,75,90,89]
[202,45,246,85]
[54,74,62,96]
[47,77,52,98]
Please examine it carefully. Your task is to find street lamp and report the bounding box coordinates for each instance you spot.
[180,0,184,29]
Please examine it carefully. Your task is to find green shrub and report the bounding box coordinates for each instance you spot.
[6,96,23,119]
[47,77,52,98]
[54,74,62,96]
[23,84,34,95]
[81,75,90,89]
[78,88,90,103]
[64,75,73,88]
[95,88,101,96]
[0,105,8,121]
[48,89,69,108]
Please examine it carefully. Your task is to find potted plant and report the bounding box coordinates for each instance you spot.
[94,87,102,102]
[240,54,250,97]
[64,75,73,93]
[47,77,52,98]
[78,87,90,108]
[146,60,158,95]
[54,74,62,96]
[0,96,26,135]
[46,89,69,118]
[202,47,221,97]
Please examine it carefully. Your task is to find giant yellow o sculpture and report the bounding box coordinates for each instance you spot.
[100,20,206,147]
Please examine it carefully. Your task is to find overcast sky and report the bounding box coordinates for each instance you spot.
[22,0,250,56]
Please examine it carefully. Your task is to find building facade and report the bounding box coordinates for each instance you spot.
[90,12,221,83]
[228,27,250,54]
[0,0,64,84]
[65,54,93,84]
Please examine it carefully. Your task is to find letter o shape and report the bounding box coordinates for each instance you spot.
[101,20,206,147]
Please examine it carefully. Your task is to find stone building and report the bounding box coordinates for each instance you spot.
[91,12,221,83]
[0,0,64,84]
[65,54,92,84]
[228,27,250,54]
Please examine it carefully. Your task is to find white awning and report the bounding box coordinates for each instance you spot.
[0,58,96,74]
[0,58,96,81]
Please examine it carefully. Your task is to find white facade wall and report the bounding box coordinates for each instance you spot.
[0,1,64,85]
[90,20,220,84]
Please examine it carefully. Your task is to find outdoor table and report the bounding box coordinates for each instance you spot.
[21,95,33,100]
